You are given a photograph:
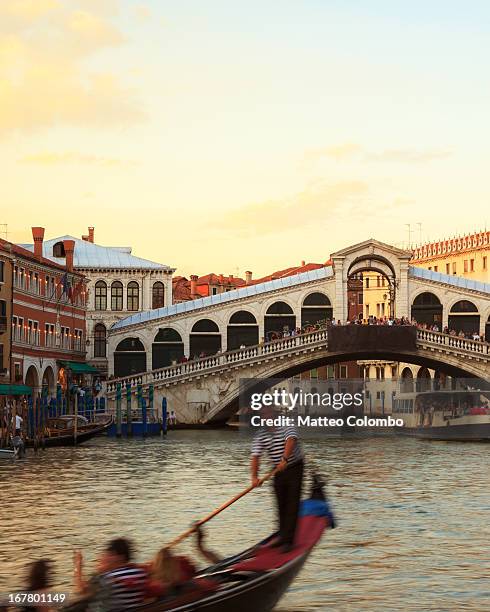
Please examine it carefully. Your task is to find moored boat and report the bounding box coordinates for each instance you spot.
[26,414,113,447]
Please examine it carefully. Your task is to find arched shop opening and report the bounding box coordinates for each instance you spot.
[416,367,431,392]
[114,338,147,377]
[227,311,259,350]
[411,292,443,327]
[264,302,296,339]
[42,365,55,396]
[301,292,333,327]
[448,300,480,335]
[486,315,490,342]
[400,367,414,393]
[152,328,184,369]
[190,319,221,357]
[25,365,39,394]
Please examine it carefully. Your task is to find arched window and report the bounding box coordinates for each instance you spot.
[111,281,123,311]
[152,282,165,309]
[450,300,478,313]
[95,280,107,311]
[192,319,220,333]
[94,324,107,358]
[127,281,139,311]
[52,242,65,258]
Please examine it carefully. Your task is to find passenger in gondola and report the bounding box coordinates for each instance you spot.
[18,559,55,611]
[251,405,304,553]
[74,538,148,611]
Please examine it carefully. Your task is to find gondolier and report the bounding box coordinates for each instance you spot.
[251,408,304,551]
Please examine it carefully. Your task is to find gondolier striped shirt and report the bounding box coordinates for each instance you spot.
[251,426,303,466]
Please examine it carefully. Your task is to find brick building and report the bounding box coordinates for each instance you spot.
[2,228,88,396]
[0,245,14,384]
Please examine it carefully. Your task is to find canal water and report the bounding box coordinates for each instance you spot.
[0,431,489,611]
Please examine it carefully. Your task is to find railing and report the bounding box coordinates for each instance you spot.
[416,329,490,356]
[106,328,490,396]
[106,328,329,394]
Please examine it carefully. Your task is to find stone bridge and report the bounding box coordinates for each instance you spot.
[106,326,490,424]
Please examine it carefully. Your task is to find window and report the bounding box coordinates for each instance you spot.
[340,365,348,379]
[358,292,363,305]
[0,260,4,283]
[127,281,139,311]
[377,276,380,287]
[53,242,65,258]
[434,266,438,272]
[74,329,83,351]
[152,282,165,309]
[0,300,5,316]
[446,263,450,274]
[60,326,70,349]
[95,281,107,311]
[12,316,24,342]
[484,256,488,270]
[94,324,107,358]
[464,260,468,273]
[452,262,457,275]
[365,278,370,289]
[45,323,55,348]
[212,287,218,295]
[111,281,123,311]
[470,259,474,272]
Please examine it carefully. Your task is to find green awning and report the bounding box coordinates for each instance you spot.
[0,384,32,396]
[60,361,99,374]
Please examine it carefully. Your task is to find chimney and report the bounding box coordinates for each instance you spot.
[301,260,306,267]
[245,270,252,284]
[219,273,224,284]
[32,227,45,260]
[190,275,198,298]
[82,226,95,243]
[229,274,234,282]
[63,239,75,272]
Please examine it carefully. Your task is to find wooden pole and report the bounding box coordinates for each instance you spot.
[115,383,122,438]
[166,468,276,549]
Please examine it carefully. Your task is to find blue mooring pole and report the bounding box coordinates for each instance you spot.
[162,397,167,436]
[116,383,122,438]
[142,397,148,438]
[126,383,132,437]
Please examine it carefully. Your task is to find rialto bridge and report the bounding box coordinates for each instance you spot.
[105,240,490,423]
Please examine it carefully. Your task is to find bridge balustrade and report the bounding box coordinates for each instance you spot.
[105,327,489,396]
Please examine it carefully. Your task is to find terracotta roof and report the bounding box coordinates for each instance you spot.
[172,276,191,302]
[249,262,326,285]
[411,230,490,262]
[196,273,246,287]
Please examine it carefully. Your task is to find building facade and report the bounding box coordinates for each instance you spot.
[20,228,175,378]
[0,245,13,384]
[4,229,88,396]
[411,230,489,281]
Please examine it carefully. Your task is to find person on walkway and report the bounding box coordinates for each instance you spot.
[13,412,23,436]
[250,407,304,552]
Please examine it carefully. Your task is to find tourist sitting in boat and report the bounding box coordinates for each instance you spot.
[146,526,220,599]
[74,537,148,611]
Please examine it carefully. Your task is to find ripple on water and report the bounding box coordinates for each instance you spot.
[0,432,489,612]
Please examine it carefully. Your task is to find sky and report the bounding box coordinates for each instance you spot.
[0,0,489,278]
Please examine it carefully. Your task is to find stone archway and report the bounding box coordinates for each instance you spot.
[25,365,39,395]
[330,239,412,323]
[42,365,55,397]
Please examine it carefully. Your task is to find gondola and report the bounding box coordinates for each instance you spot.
[64,476,334,612]
[26,414,113,448]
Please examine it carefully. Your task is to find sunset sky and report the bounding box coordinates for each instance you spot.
[1,0,489,277]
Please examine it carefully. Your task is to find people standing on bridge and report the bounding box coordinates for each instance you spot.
[250,406,304,552]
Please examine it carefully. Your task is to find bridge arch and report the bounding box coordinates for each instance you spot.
[227,310,259,350]
[411,291,443,328]
[152,328,184,369]
[264,301,296,339]
[190,319,221,357]
[114,337,147,377]
[347,254,397,280]
[301,292,333,327]
[448,299,480,335]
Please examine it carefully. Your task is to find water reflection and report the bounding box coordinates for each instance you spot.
[0,432,489,611]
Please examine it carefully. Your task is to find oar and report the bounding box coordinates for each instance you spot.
[166,468,277,549]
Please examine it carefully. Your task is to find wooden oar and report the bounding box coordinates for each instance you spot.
[166,468,277,549]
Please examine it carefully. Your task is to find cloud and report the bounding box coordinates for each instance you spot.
[18,151,138,166]
[215,180,369,236]
[0,0,143,136]
[303,144,452,164]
